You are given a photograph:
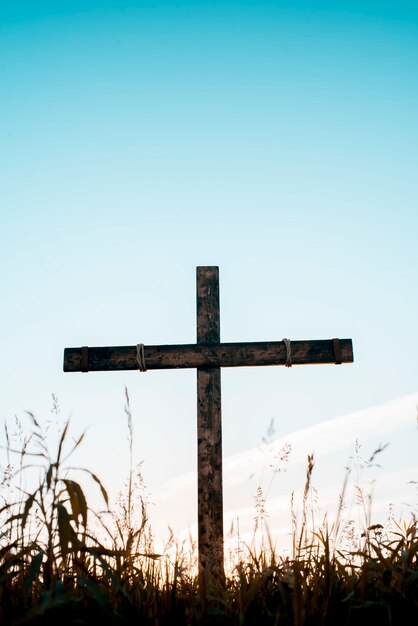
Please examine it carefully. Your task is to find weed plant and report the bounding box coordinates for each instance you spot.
[0,392,416,625]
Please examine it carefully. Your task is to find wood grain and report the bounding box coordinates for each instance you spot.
[63,339,353,372]
[63,265,355,596]
[196,266,224,591]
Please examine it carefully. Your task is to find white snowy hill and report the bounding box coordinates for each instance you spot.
[150,392,418,552]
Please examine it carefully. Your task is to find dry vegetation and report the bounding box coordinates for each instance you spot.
[0,392,416,625]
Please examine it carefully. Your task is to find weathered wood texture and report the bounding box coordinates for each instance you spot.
[196,266,224,591]
[63,265,355,597]
[63,339,353,372]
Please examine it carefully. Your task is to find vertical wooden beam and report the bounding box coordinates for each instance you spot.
[196,266,224,592]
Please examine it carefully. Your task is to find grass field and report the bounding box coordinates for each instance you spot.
[0,394,416,625]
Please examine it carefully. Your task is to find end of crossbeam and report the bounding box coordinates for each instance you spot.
[340,338,354,364]
[63,347,89,372]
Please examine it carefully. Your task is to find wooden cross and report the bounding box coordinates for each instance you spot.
[63,266,353,590]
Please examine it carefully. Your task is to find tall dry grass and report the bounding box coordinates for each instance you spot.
[0,391,416,625]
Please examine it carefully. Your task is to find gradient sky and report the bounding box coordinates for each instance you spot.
[1,1,417,532]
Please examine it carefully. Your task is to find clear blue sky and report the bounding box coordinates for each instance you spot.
[1,1,417,520]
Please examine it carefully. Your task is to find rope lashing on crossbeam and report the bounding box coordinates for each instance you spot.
[136,343,147,372]
[282,338,292,367]
[81,346,89,373]
[333,338,342,365]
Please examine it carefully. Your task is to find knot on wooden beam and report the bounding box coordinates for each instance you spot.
[282,338,292,367]
[333,338,342,365]
[81,346,89,373]
[136,344,147,372]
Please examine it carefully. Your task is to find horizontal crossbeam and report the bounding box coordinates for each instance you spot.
[63,339,353,372]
